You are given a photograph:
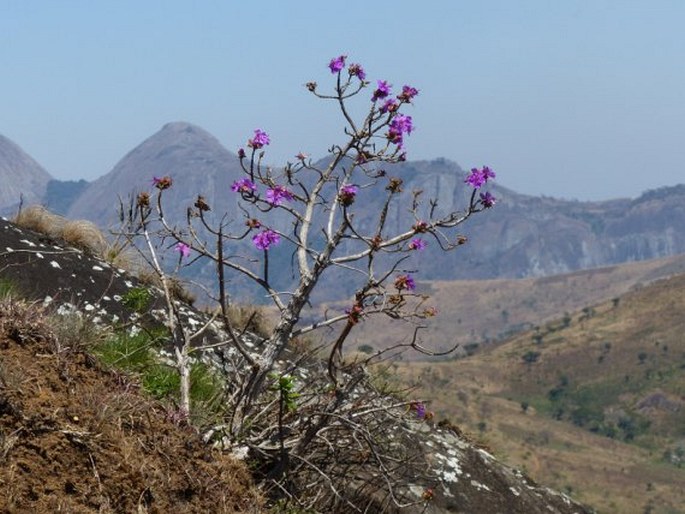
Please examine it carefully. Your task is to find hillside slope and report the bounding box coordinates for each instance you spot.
[325,252,685,359]
[395,272,685,513]
[0,298,263,513]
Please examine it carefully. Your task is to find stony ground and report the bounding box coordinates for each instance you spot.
[0,298,263,513]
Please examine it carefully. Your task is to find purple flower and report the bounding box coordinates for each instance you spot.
[338,184,358,206]
[266,185,294,206]
[390,114,413,135]
[465,166,496,189]
[414,402,426,419]
[372,80,392,102]
[394,274,416,291]
[480,191,496,208]
[387,114,414,146]
[231,178,257,194]
[175,242,191,259]
[380,99,399,114]
[409,238,427,251]
[252,229,281,250]
[345,304,364,324]
[237,148,246,159]
[248,129,270,149]
[398,85,419,103]
[152,176,173,190]
[328,55,346,73]
[348,63,366,80]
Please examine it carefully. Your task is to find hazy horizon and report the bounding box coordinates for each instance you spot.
[3,1,685,201]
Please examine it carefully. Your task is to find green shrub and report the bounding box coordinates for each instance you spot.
[121,287,153,313]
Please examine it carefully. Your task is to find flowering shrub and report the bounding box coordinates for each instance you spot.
[119,53,497,510]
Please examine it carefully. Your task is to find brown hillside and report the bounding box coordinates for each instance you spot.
[324,252,685,360]
[0,298,263,513]
[394,272,685,514]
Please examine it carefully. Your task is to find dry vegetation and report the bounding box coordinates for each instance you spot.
[13,204,140,271]
[324,253,685,360]
[0,297,264,513]
[392,272,685,514]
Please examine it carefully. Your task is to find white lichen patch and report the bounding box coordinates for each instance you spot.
[35,252,44,259]
[50,261,61,269]
[56,303,80,316]
[471,480,491,492]
[92,265,104,271]
[124,280,134,288]
[443,470,459,483]
[84,304,96,312]
[5,247,13,252]
[510,486,520,496]
[19,239,36,247]
[43,296,53,306]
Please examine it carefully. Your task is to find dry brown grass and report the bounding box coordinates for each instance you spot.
[14,204,110,257]
[13,204,66,238]
[12,205,155,283]
[0,296,264,513]
[61,219,108,255]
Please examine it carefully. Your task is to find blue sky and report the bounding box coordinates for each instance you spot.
[2,0,684,200]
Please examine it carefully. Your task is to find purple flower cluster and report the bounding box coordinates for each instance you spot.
[480,191,496,208]
[398,85,419,103]
[266,185,294,206]
[231,178,257,194]
[338,184,358,206]
[409,238,427,251]
[328,55,346,73]
[394,274,416,291]
[252,229,280,250]
[348,62,366,80]
[464,166,496,189]
[387,114,414,147]
[248,129,270,149]
[152,176,173,190]
[372,80,392,102]
[380,98,399,114]
[175,242,191,259]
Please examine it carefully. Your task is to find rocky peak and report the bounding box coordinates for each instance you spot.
[0,134,53,214]
[66,122,243,226]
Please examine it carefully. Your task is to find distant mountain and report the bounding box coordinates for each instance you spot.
[0,134,53,215]
[67,121,244,225]
[4,123,685,289]
[43,179,89,215]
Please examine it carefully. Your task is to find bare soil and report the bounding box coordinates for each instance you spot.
[0,299,263,513]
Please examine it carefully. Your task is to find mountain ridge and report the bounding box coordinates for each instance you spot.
[2,123,685,285]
